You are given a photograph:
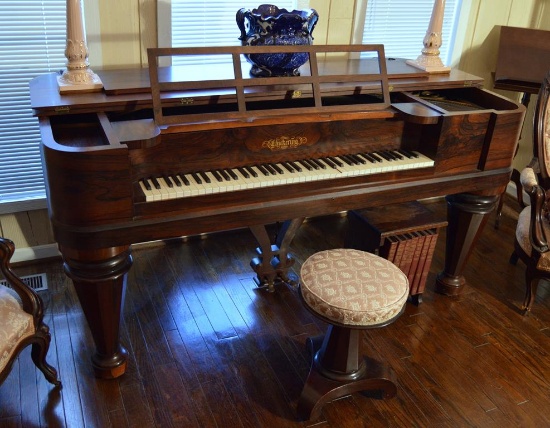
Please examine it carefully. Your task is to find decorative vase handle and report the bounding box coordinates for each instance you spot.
[236,8,249,41]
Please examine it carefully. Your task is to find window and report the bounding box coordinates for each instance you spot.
[361,0,461,65]
[0,1,66,211]
[163,1,297,66]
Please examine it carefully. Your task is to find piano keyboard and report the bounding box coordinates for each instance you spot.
[137,149,434,202]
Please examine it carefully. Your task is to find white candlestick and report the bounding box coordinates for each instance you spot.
[406,0,450,73]
[57,0,102,92]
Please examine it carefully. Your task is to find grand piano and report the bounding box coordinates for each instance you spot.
[31,44,525,378]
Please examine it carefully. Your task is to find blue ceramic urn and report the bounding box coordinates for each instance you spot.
[236,4,318,77]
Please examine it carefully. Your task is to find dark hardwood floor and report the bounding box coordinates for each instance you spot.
[1,197,549,428]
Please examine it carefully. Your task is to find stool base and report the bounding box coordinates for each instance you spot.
[297,330,397,421]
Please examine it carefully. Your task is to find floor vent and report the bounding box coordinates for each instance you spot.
[0,273,48,292]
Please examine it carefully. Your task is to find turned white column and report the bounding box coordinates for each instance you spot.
[57,0,103,92]
[406,0,450,73]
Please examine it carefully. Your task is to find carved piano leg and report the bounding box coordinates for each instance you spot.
[60,245,133,379]
[249,218,304,291]
[436,194,498,296]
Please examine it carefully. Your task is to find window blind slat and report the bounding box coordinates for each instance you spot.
[170,1,296,66]
[0,1,66,204]
[361,0,460,64]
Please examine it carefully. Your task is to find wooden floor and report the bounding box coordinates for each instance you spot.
[1,197,549,428]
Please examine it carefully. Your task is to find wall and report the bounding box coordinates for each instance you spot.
[1,0,548,262]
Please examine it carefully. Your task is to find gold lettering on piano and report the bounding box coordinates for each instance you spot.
[262,136,307,151]
[180,98,194,105]
[291,90,302,98]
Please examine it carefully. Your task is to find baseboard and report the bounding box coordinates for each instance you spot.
[12,243,61,264]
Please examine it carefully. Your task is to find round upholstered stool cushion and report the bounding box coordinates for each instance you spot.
[300,249,409,327]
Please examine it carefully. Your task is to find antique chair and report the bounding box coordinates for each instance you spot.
[511,71,550,314]
[0,237,60,386]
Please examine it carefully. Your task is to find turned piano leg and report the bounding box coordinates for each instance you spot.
[436,193,498,296]
[249,218,304,291]
[60,245,132,379]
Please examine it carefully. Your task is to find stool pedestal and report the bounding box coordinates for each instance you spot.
[297,249,408,421]
[297,325,397,421]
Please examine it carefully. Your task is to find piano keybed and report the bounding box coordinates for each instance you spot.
[137,149,434,202]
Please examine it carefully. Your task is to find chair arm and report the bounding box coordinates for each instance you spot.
[0,238,43,323]
[520,167,538,193]
[521,171,549,253]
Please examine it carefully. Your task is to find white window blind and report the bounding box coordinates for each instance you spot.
[361,0,461,64]
[0,1,66,208]
[169,1,296,66]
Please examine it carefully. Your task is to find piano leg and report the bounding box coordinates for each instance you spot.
[60,245,133,379]
[249,218,304,291]
[436,193,498,296]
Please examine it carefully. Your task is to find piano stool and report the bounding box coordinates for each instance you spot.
[345,201,448,305]
[296,249,408,421]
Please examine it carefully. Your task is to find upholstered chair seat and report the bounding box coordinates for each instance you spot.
[0,237,60,386]
[0,287,36,373]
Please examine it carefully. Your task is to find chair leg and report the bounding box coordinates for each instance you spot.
[521,267,540,315]
[296,326,396,421]
[31,332,61,386]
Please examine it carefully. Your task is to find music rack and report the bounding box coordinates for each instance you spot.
[147,44,391,128]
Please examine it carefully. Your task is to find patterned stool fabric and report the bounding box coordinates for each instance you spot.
[300,249,409,326]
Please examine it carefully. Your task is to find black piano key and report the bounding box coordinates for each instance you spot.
[150,177,161,189]
[227,169,239,180]
[288,161,302,172]
[358,153,376,163]
[245,166,258,177]
[191,172,202,184]
[375,151,392,161]
[350,154,366,164]
[339,155,354,166]
[370,152,386,162]
[264,164,277,175]
[398,148,419,158]
[282,162,294,173]
[256,164,270,176]
[328,156,343,167]
[297,160,312,171]
[163,175,174,187]
[179,174,191,186]
[311,158,327,169]
[270,163,284,174]
[199,171,211,183]
[308,159,320,169]
[237,167,250,178]
[219,169,231,181]
[211,170,223,182]
[384,150,399,160]
[389,150,403,160]
[141,179,152,191]
[171,175,182,186]
[321,157,338,169]
[365,152,380,162]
